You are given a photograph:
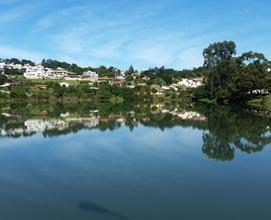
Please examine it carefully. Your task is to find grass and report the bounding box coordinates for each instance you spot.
[197,98,216,104]
[28,79,80,85]
[248,95,271,111]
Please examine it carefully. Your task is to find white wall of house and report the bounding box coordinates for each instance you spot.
[178,78,204,89]
[83,71,98,82]
[0,62,5,69]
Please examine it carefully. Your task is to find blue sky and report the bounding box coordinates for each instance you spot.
[0,0,270,70]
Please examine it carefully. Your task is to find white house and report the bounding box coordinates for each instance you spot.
[82,70,98,82]
[24,65,45,79]
[0,62,5,70]
[24,65,48,79]
[54,67,70,79]
[268,68,271,72]
[178,77,204,89]
[59,82,70,88]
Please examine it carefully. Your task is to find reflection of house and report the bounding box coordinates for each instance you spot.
[25,119,69,133]
[170,110,206,121]
[65,116,99,128]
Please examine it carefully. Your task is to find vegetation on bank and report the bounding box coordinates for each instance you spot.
[248,95,271,111]
[1,40,271,110]
[192,41,271,104]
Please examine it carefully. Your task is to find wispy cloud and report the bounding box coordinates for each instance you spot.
[0,0,270,69]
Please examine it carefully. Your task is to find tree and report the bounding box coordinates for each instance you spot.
[126,65,135,75]
[197,41,270,103]
[0,74,7,85]
[203,41,236,68]
[125,75,133,82]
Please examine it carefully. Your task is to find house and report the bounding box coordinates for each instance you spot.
[178,77,204,89]
[59,82,70,88]
[82,70,99,82]
[161,86,170,91]
[34,84,47,90]
[98,77,115,83]
[24,65,47,79]
[150,85,163,95]
[54,67,70,79]
[0,62,5,70]
[111,79,124,86]
[267,68,271,72]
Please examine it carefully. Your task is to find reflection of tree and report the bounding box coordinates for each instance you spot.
[202,133,234,161]
[1,101,271,162]
[199,104,271,161]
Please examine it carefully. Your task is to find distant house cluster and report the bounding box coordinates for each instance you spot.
[0,61,99,82]
[177,77,204,89]
[0,62,30,70]
[0,60,207,92]
[24,65,72,79]
[24,66,99,82]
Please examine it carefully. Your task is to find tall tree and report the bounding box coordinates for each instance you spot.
[203,41,236,68]
[126,65,135,75]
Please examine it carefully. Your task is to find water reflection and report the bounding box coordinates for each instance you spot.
[0,102,270,161]
[200,105,271,161]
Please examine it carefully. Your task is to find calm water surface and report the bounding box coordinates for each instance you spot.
[0,103,270,220]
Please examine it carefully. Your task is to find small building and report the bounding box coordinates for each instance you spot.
[111,79,124,86]
[98,77,115,83]
[82,70,99,82]
[34,84,47,90]
[177,77,204,89]
[54,67,70,79]
[59,82,70,88]
[0,62,5,70]
[24,65,47,79]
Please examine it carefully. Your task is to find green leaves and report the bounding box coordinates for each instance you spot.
[200,41,270,103]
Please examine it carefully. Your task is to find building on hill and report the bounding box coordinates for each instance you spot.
[0,62,5,70]
[24,65,46,79]
[59,82,70,88]
[54,67,71,78]
[177,77,204,89]
[98,76,115,83]
[83,70,99,82]
[24,66,72,79]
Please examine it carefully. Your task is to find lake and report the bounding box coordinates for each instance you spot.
[0,102,271,220]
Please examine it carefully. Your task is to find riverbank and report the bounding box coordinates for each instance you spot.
[248,95,271,111]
